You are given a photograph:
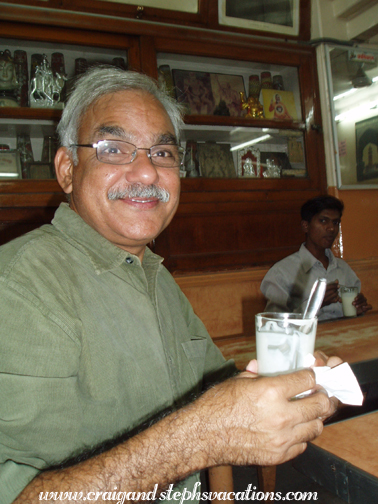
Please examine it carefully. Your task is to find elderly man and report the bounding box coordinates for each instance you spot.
[0,67,338,503]
[261,195,372,320]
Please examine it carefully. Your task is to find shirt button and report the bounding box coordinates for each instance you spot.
[126,257,134,264]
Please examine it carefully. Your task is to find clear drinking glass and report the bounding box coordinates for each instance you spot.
[340,286,358,317]
[255,312,317,376]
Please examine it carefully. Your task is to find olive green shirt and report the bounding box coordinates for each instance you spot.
[0,203,231,503]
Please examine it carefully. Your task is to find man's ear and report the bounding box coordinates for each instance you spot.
[55,147,73,195]
[301,219,309,234]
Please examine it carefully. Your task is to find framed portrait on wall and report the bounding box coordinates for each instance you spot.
[355,116,378,183]
[217,0,308,39]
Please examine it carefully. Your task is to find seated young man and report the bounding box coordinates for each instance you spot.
[260,195,372,320]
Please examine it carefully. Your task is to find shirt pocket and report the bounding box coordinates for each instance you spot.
[181,337,208,385]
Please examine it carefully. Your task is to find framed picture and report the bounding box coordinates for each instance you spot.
[261,89,298,121]
[197,142,236,178]
[218,0,310,40]
[355,116,378,183]
[172,69,245,117]
[28,162,55,180]
[0,149,22,178]
[237,147,261,177]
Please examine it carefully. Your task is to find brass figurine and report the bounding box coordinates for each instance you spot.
[240,91,264,119]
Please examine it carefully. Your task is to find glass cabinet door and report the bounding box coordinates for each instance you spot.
[157,52,306,181]
[0,38,128,180]
[325,44,378,188]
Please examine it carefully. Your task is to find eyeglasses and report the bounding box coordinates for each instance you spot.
[70,139,185,168]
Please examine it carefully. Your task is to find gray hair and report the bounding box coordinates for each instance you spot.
[57,65,184,164]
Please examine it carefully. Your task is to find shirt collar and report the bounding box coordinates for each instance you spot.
[299,242,336,273]
[51,203,163,274]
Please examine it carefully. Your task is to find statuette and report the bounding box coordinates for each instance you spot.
[30,54,67,109]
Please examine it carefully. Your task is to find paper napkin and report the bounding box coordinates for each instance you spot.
[312,362,364,406]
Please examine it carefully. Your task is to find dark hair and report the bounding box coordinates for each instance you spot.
[301,195,344,222]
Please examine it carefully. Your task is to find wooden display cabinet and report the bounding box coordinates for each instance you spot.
[0,11,326,273]
[144,36,326,272]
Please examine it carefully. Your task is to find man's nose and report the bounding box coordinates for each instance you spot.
[125,150,159,185]
[327,221,337,232]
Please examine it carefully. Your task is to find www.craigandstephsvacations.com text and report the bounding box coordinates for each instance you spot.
[39,483,319,502]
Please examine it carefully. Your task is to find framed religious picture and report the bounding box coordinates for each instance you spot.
[261,89,298,121]
[209,73,245,117]
[355,116,378,183]
[172,69,245,117]
[197,142,236,178]
[237,147,261,177]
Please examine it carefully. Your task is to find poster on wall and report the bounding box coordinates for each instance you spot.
[355,116,378,182]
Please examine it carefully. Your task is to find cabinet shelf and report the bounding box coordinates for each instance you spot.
[184,114,306,131]
[0,109,306,131]
[0,107,61,122]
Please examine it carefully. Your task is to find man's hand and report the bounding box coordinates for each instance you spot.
[353,292,372,315]
[321,280,341,307]
[16,362,338,503]
[193,367,337,468]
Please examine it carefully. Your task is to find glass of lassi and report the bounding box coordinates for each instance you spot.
[340,286,358,317]
[255,312,317,376]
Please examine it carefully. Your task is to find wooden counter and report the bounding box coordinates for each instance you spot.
[312,411,378,479]
[215,310,378,370]
[293,411,378,503]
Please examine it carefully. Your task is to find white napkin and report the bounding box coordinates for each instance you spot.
[299,355,363,405]
[312,362,364,406]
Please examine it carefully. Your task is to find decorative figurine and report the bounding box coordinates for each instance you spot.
[263,158,281,178]
[0,50,19,107]
[243,157,256,177]
[185,141,200,177]
[240,91,264,119]
[29,54,67,109]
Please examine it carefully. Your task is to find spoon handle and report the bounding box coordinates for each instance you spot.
[303,278,327,319]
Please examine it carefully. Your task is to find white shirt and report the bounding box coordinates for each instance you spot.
[260,243,361,321]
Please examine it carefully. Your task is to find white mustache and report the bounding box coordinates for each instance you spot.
[108,184,170,203]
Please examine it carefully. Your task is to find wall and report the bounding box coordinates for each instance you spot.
[312,0,378,264]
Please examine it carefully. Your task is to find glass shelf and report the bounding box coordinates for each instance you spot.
[157,52,305,180]
[0,37,127,180]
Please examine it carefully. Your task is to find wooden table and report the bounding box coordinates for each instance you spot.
[215,310,378,369]
[293,411,378,503]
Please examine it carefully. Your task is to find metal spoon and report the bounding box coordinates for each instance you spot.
[303,278,327,319]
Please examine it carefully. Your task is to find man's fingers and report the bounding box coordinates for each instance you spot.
[270,368,316,399]
[326,356,343,368]
[245,359,258,374]
[292,388,337,422]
